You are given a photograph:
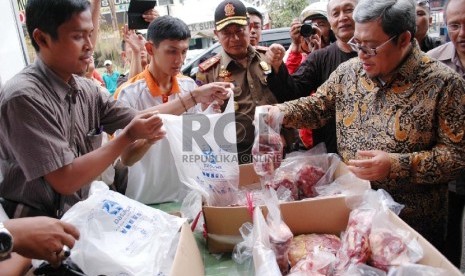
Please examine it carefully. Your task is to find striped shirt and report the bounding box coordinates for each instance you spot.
[0,57,135,218]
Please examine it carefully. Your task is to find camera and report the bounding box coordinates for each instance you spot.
[300,21,317,37]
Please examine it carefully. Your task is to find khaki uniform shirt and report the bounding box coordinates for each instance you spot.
[278,42,465,248]
[196,46,280,164]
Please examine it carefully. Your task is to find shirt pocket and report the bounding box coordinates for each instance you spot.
[86,131,104,150]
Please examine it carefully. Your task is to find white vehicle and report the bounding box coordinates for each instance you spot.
[0,0,29,83]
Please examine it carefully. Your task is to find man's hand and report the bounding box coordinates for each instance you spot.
[193,82,232,106]
[142,8,160,23]
[347,150,392,181]
[4,217,80,267]
[265,44,286,73]
[122,24,146,54]
[259,105,284,127]
[290,19,303,46]
[303,25,323,53]
[123,111,165,143]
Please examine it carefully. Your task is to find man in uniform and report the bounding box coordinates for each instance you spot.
[196,0,291,164]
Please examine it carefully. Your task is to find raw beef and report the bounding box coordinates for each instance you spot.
[252,133,283,176]
[296,165,325,198]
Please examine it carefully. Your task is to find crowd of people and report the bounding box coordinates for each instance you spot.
[1,0,465,273]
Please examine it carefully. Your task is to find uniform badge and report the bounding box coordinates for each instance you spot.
[219,66,233,82]
[260,61,271,74]
[224,3,235,17]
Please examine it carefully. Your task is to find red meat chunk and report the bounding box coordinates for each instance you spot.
[296,165,325,198]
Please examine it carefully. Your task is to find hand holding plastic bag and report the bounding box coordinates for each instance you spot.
[58,181,186,276]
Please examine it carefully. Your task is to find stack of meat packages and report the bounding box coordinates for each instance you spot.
[273,207,423,275]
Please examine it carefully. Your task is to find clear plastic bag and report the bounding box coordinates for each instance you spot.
[368,211,423,271]
[252,106,284,177]
[334,189,406,273]
[264,189,293,274]
[266,153,341,200]
[387,263,448,276]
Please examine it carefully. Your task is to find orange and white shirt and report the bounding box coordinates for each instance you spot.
[115,68,198,112]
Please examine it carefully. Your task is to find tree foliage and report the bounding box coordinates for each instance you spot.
[266,0,308,28]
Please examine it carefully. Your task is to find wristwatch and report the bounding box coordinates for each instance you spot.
[0,222,13,261]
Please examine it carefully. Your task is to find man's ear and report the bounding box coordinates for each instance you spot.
[145,41,155,56]
[32,29,50,49]
[399,31,412,48]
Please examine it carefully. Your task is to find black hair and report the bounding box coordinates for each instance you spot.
[147,15,191,46]
[246,7,263,25]
[26,0,91,52]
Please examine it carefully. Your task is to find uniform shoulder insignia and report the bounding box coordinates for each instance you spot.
[254,45,269,53]
[198,54,221,73]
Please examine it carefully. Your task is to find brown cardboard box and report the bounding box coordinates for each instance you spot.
[171,222,204,276]
[203,162,362,253]
[202,164,461,275]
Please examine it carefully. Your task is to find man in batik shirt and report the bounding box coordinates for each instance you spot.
[266,0,465,253]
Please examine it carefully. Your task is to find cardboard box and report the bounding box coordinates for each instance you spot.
[203,161,359,253]
[202,164,461,275]
[171,222,204,276]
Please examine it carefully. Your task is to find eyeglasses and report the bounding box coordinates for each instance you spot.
[347,35,397,56]
[447,23,465,33]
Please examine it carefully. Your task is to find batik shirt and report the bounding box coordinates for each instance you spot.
[278,42,465,248]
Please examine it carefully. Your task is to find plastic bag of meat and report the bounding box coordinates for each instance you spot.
[387,263,448,276]
[270,153,340,200]
[368,212,423,271]
[295,164,326,198]
[288,234,341,267]
[265,188,293,274]
[334,208,377,272]
[295,153,339,199]
[251,205,282,276]
[288,248,336,276]
[266,168,299,200]
[252,106,284,177]
[334,189,406,273]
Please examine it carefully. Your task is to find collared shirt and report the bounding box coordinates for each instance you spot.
[103,71,120,95]
[278,42,465,247]
[196,46,280,163]
[427,41,465,79]
[116,68,197,111]
[0,57,136,217]
[115,68,198,204]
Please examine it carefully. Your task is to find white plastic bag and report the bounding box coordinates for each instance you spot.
[162,95,239,207]
[60,181,186,276]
